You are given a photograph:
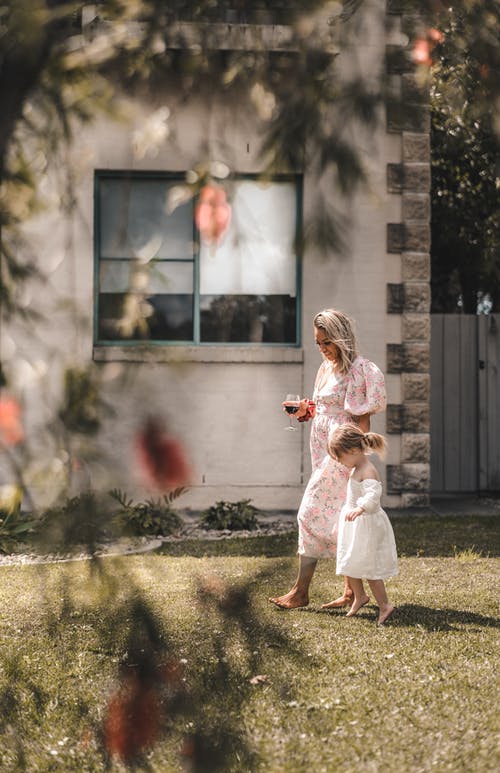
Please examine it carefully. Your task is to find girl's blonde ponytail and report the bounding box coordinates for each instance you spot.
[362,431,387,458]
[328,423,388,460]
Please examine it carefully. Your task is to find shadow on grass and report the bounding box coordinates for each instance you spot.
[155,531,298,558]
[0,559,314,771]
[386,603,500,632]
[392,516,500,558]
[312,603,500,632]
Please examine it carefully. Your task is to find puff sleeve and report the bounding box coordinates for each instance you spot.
[344,356,386,416]
[356,480,382,514]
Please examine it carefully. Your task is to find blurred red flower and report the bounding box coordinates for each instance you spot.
[428,28,444,44]
[413,38,431,65]
[412,28,443,66]
[135,418,192,490]
[195,184,231,244]
[104,673,160,762]
[103,657,185,761]
[0,397,24,446]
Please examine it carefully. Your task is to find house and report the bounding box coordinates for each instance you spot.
[3,2,431,511]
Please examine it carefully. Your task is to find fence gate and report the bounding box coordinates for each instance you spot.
[431,314,500,493]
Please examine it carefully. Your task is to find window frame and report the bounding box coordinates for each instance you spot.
[93,169,303,348]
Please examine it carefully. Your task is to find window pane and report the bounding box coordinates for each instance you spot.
[100,259,193,294]
[96,174,300,345]
[200,294,296,343]
[147,295,194,340]
[97,176,195,342]
[200,180,297,295]
[98,293,193,341]
[199,179,298,343]
[99,178,193,260]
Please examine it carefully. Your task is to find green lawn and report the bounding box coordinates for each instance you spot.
[0,516,498,772]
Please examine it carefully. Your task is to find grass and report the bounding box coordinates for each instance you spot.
[0,516,498,772]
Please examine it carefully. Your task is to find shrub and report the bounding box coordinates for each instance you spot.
[109,488,185,537]
[199,500,260,531]
[0,496,36,554]
[38,491,111,551]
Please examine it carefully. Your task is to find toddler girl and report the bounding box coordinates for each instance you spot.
[328,423,398,625]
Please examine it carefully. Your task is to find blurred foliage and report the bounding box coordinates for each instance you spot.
[0,363,118,520]
[200,498,260,531]
[0,498,36,554]
[0,524,498,768]
[0,555,307,768]
[0,1,499,319]
[0,0,386,322]
[36,490,113,552]
[109,486,186,536]
[58,366,105,435]
[429,1,500,312]
[422,0,500,116]
[0,4,499,765]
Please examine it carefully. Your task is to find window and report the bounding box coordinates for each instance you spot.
[94,171,301,345]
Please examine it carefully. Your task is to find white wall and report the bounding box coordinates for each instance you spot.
[2,4,403,512]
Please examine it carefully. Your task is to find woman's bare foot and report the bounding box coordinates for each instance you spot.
[320,593,353,610]
[377,604,396,626]
[345,594,370,617]
[269,589,309,609]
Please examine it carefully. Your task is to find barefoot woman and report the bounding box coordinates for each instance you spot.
[269,309,386,609]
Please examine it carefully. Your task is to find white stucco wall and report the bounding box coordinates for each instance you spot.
[2,4,404,512]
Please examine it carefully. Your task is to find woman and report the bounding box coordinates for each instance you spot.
[269,309,386,609]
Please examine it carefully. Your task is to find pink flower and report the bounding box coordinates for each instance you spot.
[135,418,192,490]
[195,184,231,244]
[0,397,24,446]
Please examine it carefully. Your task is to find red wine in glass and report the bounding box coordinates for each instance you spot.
[283,393,300,430]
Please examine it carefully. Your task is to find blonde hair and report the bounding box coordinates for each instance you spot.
[313,309,358,375]
[328,423,387,460]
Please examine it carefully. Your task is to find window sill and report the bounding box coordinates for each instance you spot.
[85,20,298,53]
[93,345,304,364]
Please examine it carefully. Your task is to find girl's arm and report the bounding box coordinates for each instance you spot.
[345,506,364,522]
[346,480,381,520]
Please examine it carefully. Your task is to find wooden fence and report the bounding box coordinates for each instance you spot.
[431,314,500,493]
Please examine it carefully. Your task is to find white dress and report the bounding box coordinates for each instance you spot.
[336,478,398,580]
[296,356,386,558]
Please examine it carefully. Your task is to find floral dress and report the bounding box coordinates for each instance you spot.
[297,356,386,558]
[336,478,398,580]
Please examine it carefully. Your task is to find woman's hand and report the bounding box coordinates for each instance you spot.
[282,398,308,417]
[345,507,364,522]
[295,398,310,419]
[281,398,316,422]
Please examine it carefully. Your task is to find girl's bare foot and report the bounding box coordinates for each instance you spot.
[345,594,370,617]
[320,593,353,610]
[269,589,309,609]
[377,604,396,625]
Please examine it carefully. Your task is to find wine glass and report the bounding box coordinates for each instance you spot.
[283,393,301,431]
